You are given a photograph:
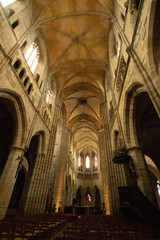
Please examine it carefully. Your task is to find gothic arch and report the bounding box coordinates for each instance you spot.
[19,133,42,214]
[93,185,101,209]
[0,90,27,148]
[124,84,160,193]
[29,130,46,154]
[145,155,160,181]
[85,187,92,197]
[124,83,145,147]
[76,185,84,207]
[147,0,160,77]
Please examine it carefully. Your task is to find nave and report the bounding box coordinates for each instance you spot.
[1,0,160,234]
[1,213,160,240]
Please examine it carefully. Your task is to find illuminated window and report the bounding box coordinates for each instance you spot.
[78,156,81,167]
[87,193,91,201]
[86,156,90,168]
[25,42,39,73]
[117,45,120,58]
[95,155,98,168]
[1,0,16,7]
[46,90,53,104]
[157,180,160,196]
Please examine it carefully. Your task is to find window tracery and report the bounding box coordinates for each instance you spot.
[25,42,39,73]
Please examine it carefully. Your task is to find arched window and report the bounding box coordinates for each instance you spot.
[46,90,53,104]
[95,155,98,168]
[86,156,90,168]
[78,155,81,167]
[25,42,39,73]
[0,0,16,7]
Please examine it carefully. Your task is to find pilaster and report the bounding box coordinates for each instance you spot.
[53,127,70,211]
[100,101,127,215]
[20,153,46,215]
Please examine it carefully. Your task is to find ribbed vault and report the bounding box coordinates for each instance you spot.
[34,0,113,155]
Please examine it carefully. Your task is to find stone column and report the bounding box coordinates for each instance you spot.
[98,129,110,215]
[0,146,25,219]
[66,189,72,206]
[20,153,46,215]
[100,102,127,215]
[53,128,70,212]
[23,105,60,215]
[128,146,155,203]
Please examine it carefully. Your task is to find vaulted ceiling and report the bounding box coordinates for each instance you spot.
[34,0,114,155]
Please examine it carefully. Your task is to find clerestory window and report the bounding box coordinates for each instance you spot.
[0,0,16,7]
[86,156,90,168]
[78,155,81,167]
[25,42,39,73]
[95,155,98,168]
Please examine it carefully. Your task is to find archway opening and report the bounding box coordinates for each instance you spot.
[135,92,160,170]
[95,188,101,210]
[76,188,82,207]
[134,92,160,207]
[19,135,40,212]
[24,135,39,171]
[8,168,26,210]
[0,98,16,176]
[85,188,92,206]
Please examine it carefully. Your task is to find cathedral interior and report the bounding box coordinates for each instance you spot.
[1,0,160,238]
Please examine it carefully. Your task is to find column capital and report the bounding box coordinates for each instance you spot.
[98,128,104,133]
[38,153,46,158]
[10,146,26,153]
[127,146,142,152]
